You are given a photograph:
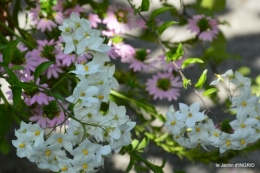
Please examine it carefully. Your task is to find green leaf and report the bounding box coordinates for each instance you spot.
[182,78,190,89]
[165,51,173,63]
[52,92,65,101]
[238,66,251,76]
[140,0,150,12]
[10,65,25,71]
[203,88,218,96]
[181,58,203,69]
[158,21,178,36]
[149,7,173,21]
[172,43,184,61]
[154,133,168,143]
[200,0,226,12]
[34,61,54,80]
[0,139,9,155]
[131,139,139,151]
[2,66,19,85]
[11,86,22,108]
[137,136,149,151]
[195,69,208,89]
[3,38,21,65]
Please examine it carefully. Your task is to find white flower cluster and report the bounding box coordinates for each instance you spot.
[165,69,260,153]
[12,13,136,173]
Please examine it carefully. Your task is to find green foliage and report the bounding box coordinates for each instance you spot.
[148,7,173,22]
[195,69,208,89]
[157,21,178,36]
[181,58,203,69]
[182,78,191,89]
[140,0,150,12]
[166,43,184,62]
[203,88,218,96]
[2,39,21,65]
[34,61,54,80]
[237,66,251,76]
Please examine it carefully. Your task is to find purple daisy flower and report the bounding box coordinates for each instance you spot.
[128,49,155,72]
[146,72,182,101]
[188,14,219,42]
[103,5,136,34]
[114,42,135,63]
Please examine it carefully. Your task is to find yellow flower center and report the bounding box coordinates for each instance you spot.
[226,140,231,146]
[58,138,63,143]
[196,127,200,132]
[83,149,88,155]
[213,132,219,137]
[240,123,246,128]
[240,139,245,145]
[45,150,51,156]
[83,163,88,170]
[98,95,104,99]
[19,143,25,148]
[61,166,67,171]
[242,101,247,106]
[84,66,89,71]
[35,130,40,136]
[170,121,176,125]
[188,113,192,117]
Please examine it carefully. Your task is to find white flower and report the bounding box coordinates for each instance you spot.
[231,89,256,121]
[45,134,76,151]
[57,158,76,173]
[70,138,100,161]
[231,130,256,150]
[229,118,258,133]
[165,106,185,135]
[214,133,239,153]
[231,71,251,91]
[71,157,101,173]
[70,61,100,76]
[176,102,205,128]
[189,123,210,143]
[210,69,233,85]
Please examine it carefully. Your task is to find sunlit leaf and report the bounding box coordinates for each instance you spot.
[181,58,203,69]
[195,69,208,89]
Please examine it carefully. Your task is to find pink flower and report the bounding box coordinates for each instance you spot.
[114,42,135,63]
[103,5,137,34]
[146,72,182,101]
[30,92,54,105]
[188,14,219,42]
[88,13,101,28]
[128,49,155,72]
[37,18,57,32]
[63,4,85,16]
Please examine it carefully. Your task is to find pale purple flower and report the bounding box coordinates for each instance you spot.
[103,5,136,34]
[88,13,101,28]
[146,72,182,101]
[129,49,155,72]
[30,92,54,105]
[114,42,135,63]
[188,14,219,42]
[64,4,85,16]
[37,18,57,32]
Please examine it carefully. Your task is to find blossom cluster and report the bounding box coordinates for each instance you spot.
[12,13,136,172]
[165,69,260,153]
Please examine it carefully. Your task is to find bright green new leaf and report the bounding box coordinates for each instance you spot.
[181,58,203,69]
[131,139,139,151]
[149,7,173,21]
[34,61,54,80]
[137,136,149,151]
[158,21,178,36]
[182,78,190,89]
[165,51,173,63]
[238,66,251,76]
[140,0,150,12]
[203,88,218,96]
[195,69,208,89]
[3,38,21,65]
[200,0,226,12]
[172,43,184,61]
